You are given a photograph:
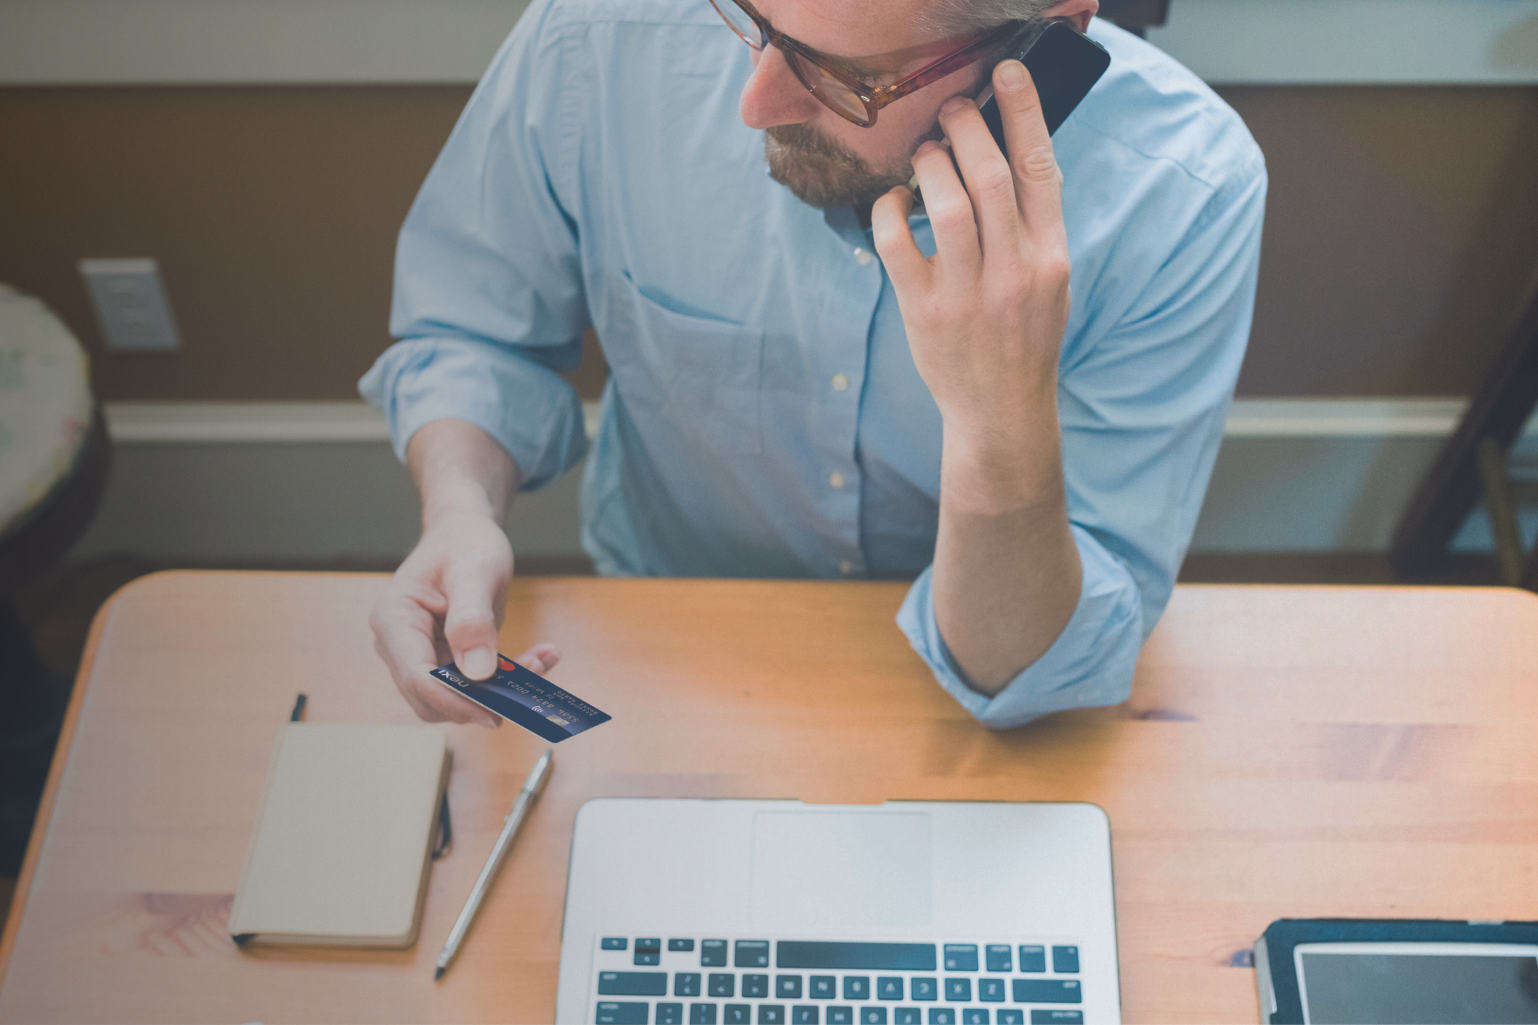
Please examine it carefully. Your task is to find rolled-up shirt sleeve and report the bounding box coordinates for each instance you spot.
[359,0,589,492]
[900,156,1268,729]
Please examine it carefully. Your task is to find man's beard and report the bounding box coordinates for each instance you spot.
[765,123,913,210]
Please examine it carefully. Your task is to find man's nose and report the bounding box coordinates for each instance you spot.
[739,43,823,129]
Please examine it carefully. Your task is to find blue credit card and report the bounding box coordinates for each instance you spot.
[430,654,611,742]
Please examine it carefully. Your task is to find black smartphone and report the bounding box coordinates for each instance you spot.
[978,20,1111,154]
[906,22,1108,202]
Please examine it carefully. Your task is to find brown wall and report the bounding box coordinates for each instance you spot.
[1222,86,1538,396]
[1,84,1536,403]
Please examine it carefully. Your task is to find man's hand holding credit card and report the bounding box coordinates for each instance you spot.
[431,654,611,743]
[365,420,571,729]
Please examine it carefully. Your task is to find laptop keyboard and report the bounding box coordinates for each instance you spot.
[588,938,1087,1025]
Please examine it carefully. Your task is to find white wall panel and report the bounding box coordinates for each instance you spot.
[3,0,1535,86]
[1146,0,1538,85]
[0,0,529,85]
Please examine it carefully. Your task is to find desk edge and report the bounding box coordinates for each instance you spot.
[0,570,129,984]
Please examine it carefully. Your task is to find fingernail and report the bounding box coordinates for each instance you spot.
[998,59,1026,90]
[462,647,494,679]
[479,714,501,729]
[941,95,967,115]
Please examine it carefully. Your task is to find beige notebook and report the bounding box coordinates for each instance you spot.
[229,723,451,947]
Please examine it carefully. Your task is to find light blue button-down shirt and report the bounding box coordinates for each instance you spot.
[360,0,1267,728]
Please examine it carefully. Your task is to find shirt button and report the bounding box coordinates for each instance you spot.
[853,247,874,265]
[831,373,850,391]
[839,560,855,576]
[829,471,845,489]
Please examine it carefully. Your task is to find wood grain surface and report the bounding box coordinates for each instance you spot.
[2,572,1536,1023]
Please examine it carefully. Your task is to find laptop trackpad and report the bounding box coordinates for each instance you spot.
[749,811,933,929]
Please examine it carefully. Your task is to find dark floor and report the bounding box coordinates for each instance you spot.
[0,549,1510,927]
[1177,551,1505,586]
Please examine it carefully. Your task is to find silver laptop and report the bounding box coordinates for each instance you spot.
[555,799,1120,1025]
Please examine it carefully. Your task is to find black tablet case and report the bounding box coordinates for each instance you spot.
[1257,918,1538,1024]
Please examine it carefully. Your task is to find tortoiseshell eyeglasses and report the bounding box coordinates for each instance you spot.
[708,0,1030,127]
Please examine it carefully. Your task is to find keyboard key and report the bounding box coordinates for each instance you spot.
[962,1012,989,1025]
[671,939,697,952]
[691,1004,719,1025]
[760,1006,786,1024]
[744,975,770,998]
[977,979,1005,1003]
[600,972,669,996]
[703,940,729,967]
[793,1006,820,1025]
[943,945,978,972]
[603,937,629,950]
[844,977,870,1001]
[1017,947,1046,973]
[638,938,663,951]
[676,973,703,998]
[777,942,937,971]
[1030,1014,1082,1025]
[638,938,663,963]
[910,978,938,1001]
[659,1003,684,1025]
[985,946,1011,973]
[709,974,735,998]
[944,979,971,1002]
[736,941,771,968]
[597,1002,649,1025]
[927,1010,956,1025]
[810,976,837,999]
[995,1012,1024,1025]
[1010,980,1081,1004]
[778,975,804,999]
[725,1005,750,1025]
[861,1009,888,1025]
[827,1008,854,1025]
[895,1010,921,1025]
[876,977,904,1000]
[1050,947,1079,974]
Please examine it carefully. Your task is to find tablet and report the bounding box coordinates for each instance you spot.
[1255,919,1538,1024]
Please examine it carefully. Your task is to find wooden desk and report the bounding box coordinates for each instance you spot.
[3,573,1537,1023]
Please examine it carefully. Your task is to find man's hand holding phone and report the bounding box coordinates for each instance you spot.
[872,59,1071,487]
[871,58,1085,694]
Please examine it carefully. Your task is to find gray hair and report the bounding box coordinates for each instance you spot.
[922,0,1058,35]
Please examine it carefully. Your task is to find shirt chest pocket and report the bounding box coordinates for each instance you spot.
[603,273,764,455]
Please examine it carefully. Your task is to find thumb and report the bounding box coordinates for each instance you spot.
[443,560,507,681]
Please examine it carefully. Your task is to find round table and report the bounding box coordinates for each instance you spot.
[0,284,110,876]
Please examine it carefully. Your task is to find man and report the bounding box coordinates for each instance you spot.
[360,0,1266,728]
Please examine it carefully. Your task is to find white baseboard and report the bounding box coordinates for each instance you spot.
[104,401,393,443]
[102,400,604,444]
[74,398,1533,563]
[103,397,1530,444]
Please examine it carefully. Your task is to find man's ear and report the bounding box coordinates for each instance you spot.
[1046,0,1098,33]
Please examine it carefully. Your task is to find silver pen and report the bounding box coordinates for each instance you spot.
[434,749,554,980]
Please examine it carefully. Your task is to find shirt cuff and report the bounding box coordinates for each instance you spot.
[896,524,1144,728]
[359,335,588,492]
